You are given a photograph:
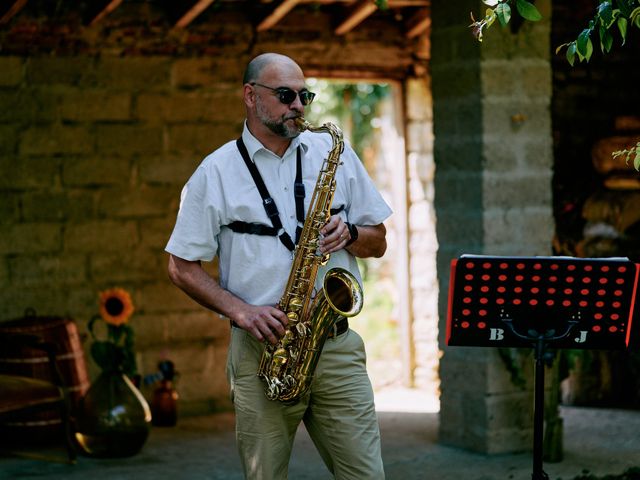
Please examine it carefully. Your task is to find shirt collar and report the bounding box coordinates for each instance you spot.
[241,121,308,162]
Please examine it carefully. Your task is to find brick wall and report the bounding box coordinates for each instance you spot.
[0,4,426,415]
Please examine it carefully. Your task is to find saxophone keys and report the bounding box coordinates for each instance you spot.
[269,347,288,377]
[289,297,303,310]
[281,329,295,347]
[266,380,280,400]
[296,322,309,336]
[284,375,296,389]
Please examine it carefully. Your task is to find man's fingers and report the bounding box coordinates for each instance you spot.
[319,223,350,253]
[260,325,279,345]
[245,307,288,344]
[269,316,287,337]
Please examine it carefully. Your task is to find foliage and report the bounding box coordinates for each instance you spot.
[349,259,398,389]
[612,141,640,171]
[469,0,640,64]
[89,288,138,377]
[555,1,640,65]
[469,0,542,41]
[305,79,394,388]
[306,80,390,161]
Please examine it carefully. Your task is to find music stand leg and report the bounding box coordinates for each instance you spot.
[532,337,549,480]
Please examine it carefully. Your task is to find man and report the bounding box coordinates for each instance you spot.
[166,52,391,479]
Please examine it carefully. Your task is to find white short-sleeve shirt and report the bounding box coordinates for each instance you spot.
[166,122,392,307]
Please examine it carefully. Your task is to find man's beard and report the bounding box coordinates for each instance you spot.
[256,101,300,138]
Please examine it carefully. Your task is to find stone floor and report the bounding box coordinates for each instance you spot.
[2,388,639,480]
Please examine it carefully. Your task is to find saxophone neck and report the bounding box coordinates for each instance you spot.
[295,118,343,143]
[294,117,311,132]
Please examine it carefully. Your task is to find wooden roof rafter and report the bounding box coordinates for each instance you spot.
[0,0,28,25]
[1,0,432,40]
[254,0,431,36]
[405,7,430,38]
[257,0,301,32]
[174,0,217,29]
[83,0,123,26]
[334,0,378,35]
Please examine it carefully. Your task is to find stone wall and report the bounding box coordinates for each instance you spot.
[0,4,427,414]
[432,0,554,453]
[0,53,244,413]
[405,76,439,389]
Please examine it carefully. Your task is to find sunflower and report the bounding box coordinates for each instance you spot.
[99,288,135,326]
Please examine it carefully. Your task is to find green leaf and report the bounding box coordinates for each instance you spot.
[576,28,591,56]
[598,1,614,27]
[585,38,594,61]
[374,0,388,10]
[617,16,628,44]
[617,0,634,18]
[599,26,614,52]
[566,42,577,66]
[516,0,542,21]
[634,151,640,171]
[495,3,511,26]
[485,8,497,28]
[483,0,500,6]
[91,341,121,372]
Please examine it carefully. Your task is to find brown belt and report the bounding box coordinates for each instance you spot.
[230,318,349,339]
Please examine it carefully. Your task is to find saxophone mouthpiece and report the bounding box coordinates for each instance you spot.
[294,117,309,131]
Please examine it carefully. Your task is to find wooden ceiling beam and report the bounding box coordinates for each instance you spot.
[257,0,301,32]
[174,0,216,29]
[0,0,28,25]
[405,8,430,38]
[334,0,377,36]
[86,0,123,26]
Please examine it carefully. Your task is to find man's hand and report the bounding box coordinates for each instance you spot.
[167,254,289,344]
[233,305,288,344]
[319,215,350,254]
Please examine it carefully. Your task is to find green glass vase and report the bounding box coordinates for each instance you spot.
[75,371,152,458]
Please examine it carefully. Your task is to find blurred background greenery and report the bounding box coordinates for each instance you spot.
[307,79,399,391]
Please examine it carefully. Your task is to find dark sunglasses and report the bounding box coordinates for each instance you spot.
[250,82,316,106]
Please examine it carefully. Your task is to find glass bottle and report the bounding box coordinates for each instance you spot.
[151,360,179,427]
[75,371,152,458]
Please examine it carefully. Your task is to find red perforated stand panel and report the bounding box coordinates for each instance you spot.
[446,255,640,350]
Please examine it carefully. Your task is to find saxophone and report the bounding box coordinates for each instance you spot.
[257,117,364,404]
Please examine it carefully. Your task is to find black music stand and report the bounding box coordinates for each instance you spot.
[446,255,639,480]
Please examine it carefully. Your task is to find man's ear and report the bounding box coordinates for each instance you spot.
[243,84,256,107]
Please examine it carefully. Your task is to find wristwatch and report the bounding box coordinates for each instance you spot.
[345,222,358,247]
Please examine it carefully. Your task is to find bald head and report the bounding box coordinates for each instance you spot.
[242,53,307,151]
[243,53,303,85]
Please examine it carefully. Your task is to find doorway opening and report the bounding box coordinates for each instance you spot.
[306,78,440,412]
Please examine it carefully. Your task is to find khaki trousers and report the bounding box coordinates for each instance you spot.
[226,326,385,480]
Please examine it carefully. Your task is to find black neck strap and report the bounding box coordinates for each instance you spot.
[236,138,305,251]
